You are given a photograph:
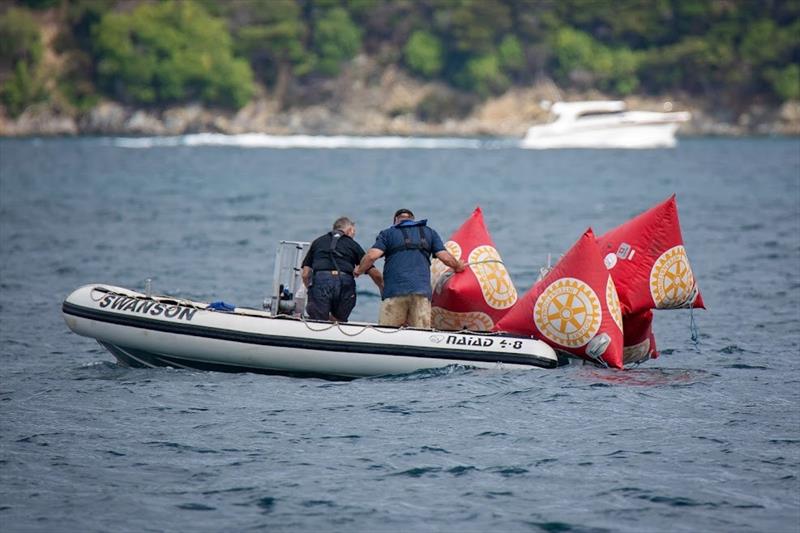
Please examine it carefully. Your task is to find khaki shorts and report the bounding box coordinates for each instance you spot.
[379,294,431,329]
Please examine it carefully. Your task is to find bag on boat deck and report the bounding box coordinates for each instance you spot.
[208,301,236,312]
[430,206,518,331]
[494,229,624,369]
[622,309,659,365]
[596,194,705,314]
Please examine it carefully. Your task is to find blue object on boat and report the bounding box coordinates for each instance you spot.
[208,301,235,312]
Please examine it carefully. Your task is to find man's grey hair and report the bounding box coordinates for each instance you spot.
[332,217,355,232]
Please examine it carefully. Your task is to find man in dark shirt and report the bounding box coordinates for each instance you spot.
[302,217,383,322]
[354,209,464,328]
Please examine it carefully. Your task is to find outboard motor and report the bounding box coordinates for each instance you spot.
[264,240,310,316]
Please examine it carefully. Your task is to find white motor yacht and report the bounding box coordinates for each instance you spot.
[521,100,691,149]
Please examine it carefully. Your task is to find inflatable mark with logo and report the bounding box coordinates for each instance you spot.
[597,195,705,315]
[494,229,624,369]
[430,207,517,331]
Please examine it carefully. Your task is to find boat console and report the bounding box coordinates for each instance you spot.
[263,240,309,317]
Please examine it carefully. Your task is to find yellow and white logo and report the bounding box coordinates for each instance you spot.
[468,245,517,310]
[650,245,696,308]
[534,278,601,347]
[431,241,462,292]
[431,307,494,331]
[606,276,623,332]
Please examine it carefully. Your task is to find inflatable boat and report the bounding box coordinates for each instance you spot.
[62,284,559,379]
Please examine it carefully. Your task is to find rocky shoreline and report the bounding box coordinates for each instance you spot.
[2,63,799,139]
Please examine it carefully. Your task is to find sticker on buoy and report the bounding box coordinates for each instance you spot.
[650,245,695,308]
[533,278,601,348]
[468,245,517,310]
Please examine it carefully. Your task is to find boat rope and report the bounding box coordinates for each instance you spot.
[433,258,505,292]
[89,287,109,302]
[467,259,503,266]
[689,307,699,344]
[297,315,413,336]
[589,354,609,368]
[90,285,526,341]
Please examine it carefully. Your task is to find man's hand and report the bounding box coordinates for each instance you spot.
[356,248,384,278]
[436,250,465,273]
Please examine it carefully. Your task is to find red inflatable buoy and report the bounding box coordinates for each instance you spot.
[596,194,705,314]
[430,207,518,331]
[494,229,624,369]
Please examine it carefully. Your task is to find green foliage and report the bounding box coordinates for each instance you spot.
[64,0,112,52]
[5,0,800,116]
[639,37,713,93]
[233,0,312,82]
[0,7,43,67]
[498,35,524,74]
[1,61,47,117]
[739,19,782,65]
[92,1,254,108]
[550,28,640,95]
[312,7,362,76]
[456,53,509,96]
[404,30,443,78]
[0,7,46,116]
[17,0,59,10]
[765,64,800,101]
[554,0,674,47]
[445,0,511,54]
[551,27,595,81]
[54,1,112,112]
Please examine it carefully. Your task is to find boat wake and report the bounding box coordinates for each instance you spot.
[112,133,497,150]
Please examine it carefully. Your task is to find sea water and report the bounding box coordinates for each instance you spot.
[1,137,798,532]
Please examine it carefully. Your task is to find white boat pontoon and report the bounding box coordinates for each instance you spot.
[62,242,559,379]
[521,100,691,149]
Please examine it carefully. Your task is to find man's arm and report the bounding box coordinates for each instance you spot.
[302,266,313,287]
[435,250,466,272]
[367,267,384,294]
[354,248,384,276]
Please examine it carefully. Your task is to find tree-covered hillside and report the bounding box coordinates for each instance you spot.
[1,0,798,119]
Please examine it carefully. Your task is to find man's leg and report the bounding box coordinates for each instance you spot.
[379,295,411,326]
[305,274,334,320]
[331,276,357,322]
[407,295,432,329]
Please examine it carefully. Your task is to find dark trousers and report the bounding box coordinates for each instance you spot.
[306,271,357,322]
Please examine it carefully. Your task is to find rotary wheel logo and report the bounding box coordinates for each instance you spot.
[606,276,623,332]
[431,307,494,331]
[650,245,695,308]
[534,278,601,347]
[468,245,517,309]
[431,241,462,291]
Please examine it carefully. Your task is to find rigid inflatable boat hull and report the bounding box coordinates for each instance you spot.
[62,285,559,379]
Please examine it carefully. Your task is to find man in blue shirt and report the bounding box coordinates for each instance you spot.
[354,208,464,328]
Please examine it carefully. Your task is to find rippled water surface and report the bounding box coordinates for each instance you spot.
[1,137,798,532]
